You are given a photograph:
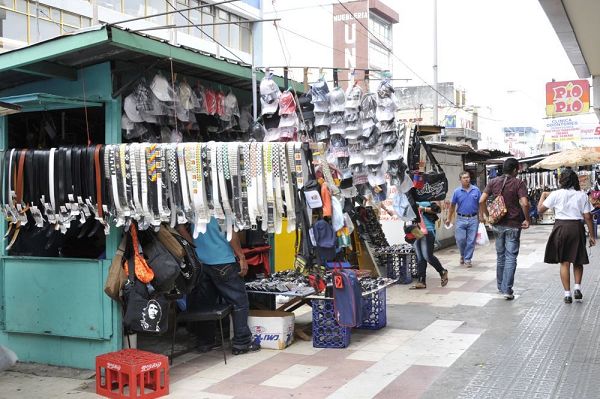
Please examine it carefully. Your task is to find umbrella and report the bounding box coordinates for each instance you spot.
[531,147,600,169]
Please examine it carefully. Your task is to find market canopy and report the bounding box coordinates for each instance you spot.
[531,146,600,169]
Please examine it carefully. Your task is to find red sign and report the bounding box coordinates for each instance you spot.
[546,79,590,117]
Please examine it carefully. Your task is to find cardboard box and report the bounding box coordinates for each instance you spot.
[248,310,295,350]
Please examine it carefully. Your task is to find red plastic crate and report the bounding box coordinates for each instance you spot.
[96,349,169,399]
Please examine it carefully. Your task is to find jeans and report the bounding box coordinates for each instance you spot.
[187,262,252,349]
[455,216,479,261]
[413,233,445,282]
[493,225,522,295]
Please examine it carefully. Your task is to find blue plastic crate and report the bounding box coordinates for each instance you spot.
[311,299,351,348]
[386,253,414,284]
[358,288,387,330]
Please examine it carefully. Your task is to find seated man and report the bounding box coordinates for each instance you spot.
[177,218,260,355]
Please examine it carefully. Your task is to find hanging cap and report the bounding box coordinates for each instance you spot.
[345,85,363,109]
[150,73,173,102]
[124,94,143,122]
[311,79,330,103]
[260,76,281,116]
[329,87,346,113]
[121,113,135,130]
[222,92,240,122]
[279,91,297,115]
[178,81,193,110]
[360,93,377,120]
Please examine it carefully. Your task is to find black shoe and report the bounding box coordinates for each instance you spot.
[232,342,261,355]
[574,289,583,301]
[564,296,573,304]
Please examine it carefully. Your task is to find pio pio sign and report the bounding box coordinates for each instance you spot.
[546,80,590,117]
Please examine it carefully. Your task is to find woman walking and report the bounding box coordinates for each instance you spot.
[410,201,449,289]
[538,169,596,303]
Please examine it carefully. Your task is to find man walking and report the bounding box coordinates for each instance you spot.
[446,171,481,267]
[479,158,530,300]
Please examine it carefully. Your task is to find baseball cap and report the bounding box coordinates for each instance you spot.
[345,85,362,109]
[278,91,296,115]
[311,79,330,103]
[313,100,330,113]
[279,113,299,128]
[329,87,346,113]
[150,73,173,102]
[360,93,377,120]
[377,79,395,99]
[376,105,395,122]
[279,126,296,140]
[178,81,193,110]
[315,125,329,141]
[140,110,158,124]
[260,76,281,116]
[121,113,134,131]
[124,93,143,122]
[330,122,345,135]
[314,112,331,127]
[222,92,240,122]
[379,119,396,133]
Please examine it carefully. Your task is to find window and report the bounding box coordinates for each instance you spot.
[369,14,392,48]
[216,8,228,46]
[62,12,80,27]
[229,14,239,49]
[0,10,28,51]
[201,5,214,40]
[240,21,252,53]
[96,0,120,11]
[189,6,201,38]
[146,0,166,25]
[124,0,143,17]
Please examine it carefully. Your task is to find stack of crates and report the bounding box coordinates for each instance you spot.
[311,298,351,348]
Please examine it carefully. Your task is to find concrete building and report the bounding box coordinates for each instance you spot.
[0,0,260,64]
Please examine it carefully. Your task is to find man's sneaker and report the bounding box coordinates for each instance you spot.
[574,289,583,301]
[504,293,514,300]
[564,296,573,304]
[465,260,472,268]
[232,342,261,355]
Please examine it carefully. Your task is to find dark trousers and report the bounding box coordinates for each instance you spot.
[187,262,252,349]
[414,233,445,282]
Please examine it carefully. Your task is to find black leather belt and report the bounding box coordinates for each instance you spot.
[457,213,477,218]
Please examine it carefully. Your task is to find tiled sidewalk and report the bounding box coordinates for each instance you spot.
[2,225,599,398]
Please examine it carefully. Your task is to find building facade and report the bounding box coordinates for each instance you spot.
[0,0,260,63]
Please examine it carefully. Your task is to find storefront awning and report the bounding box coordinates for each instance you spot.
[0,25,301,94]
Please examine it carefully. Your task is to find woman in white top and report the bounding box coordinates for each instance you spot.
[538,169,596,303]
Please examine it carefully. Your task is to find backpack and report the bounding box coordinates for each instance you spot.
[332,269,363,327]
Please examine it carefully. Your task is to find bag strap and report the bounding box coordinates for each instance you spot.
[499,176,508,195]
[419,138,443,173]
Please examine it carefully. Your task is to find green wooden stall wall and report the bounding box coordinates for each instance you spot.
[0,62,123,369]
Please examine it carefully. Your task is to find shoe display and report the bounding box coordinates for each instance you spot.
[232,342,261,355]
[574,289,583,301]
[440,270,449,287]
[564,296,573,304]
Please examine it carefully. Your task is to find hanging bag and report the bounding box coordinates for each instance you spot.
[486,176,508,224]
[123,224,155,284]
[103,234,128,302]
[412,138,449,202]
[332,269,363,327]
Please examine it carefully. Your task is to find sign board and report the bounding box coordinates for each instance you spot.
[543,117,600,143]
[546,80,590,117]
[333,1,369,89]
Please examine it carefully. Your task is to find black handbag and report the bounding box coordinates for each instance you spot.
[171,233,203,294]
[123,249,169,334]
[140,231,182,293]
[412,138,448,202]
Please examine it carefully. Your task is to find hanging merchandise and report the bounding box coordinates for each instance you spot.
[260,71,281,116]
[410,137,449,202]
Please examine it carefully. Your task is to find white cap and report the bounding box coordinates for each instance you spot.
[329,87,346,113]
[121,113,134,130]
[313,100,330,113]
[178,81,193,110]
[376,106,395,122]
[330,122,345,135]
[140,111,158,124]
[345,85,362,109]
[222,92,240,122]
[260,77,281,116]
[279,113,299,128]
[124,94,143,122]
[314,112,331,127]
[150,73,173,102]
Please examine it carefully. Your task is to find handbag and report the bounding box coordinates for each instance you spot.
[332,269,363,327]
[487,176,508,224]
[411,138,449,202]
[140,230,182,294]
[123,224,154,284]
[156,224,186,260]
[104,234,128,302]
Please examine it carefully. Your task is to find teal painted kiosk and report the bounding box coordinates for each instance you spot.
[0,25,294,369]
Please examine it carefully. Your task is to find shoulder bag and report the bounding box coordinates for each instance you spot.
[411,138,448,202]
[487,176,508,224]
[104,234,128,302]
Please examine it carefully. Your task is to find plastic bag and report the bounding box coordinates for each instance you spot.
[476,223,490,246]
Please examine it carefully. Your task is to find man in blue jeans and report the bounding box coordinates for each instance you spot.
[177,218,260,355]
[446,171,481,267]
[479,158,530,300]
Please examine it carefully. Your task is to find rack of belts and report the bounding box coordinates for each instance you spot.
[1,142,330,250]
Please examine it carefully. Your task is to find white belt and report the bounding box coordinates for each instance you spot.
[210,142,225,222]
[217,143,233,241]
[176,143,192,223]
[284,142,296,232]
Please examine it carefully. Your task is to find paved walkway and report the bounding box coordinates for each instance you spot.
[1,225,600,398]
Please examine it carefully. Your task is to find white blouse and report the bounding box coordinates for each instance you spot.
[543,188,592,220]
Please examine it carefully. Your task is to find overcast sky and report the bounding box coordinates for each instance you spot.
[392,0,596,143]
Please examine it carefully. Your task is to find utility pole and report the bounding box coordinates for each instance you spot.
[432,0,438,126]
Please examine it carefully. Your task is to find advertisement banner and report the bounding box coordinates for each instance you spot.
[545,80,590,117]
[544,117,600,143]
[333,1,369,89]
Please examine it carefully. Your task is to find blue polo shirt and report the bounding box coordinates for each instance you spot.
[193,217,236,265]
[451,185,481,215]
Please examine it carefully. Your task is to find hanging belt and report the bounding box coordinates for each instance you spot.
[264,143,275,233]
[176,143,191,224]
[201,143,214,218]
[217,143,233,240]
[196,143,209,229]
[156,144,170,223]
[129,143,142,220]
[165,144,180,227]
[228,143,242,230]
[247,142,259,229]
[7,149,27,250]
[138,143,151,229]
[109,145,125,227]
[146,143,160,228]
[256,143,267,230]
[283,142,296,233]
[210,142,225,222]
[185,143,207,237]
[239,143,251,230]
[272,143,283,234]
[94,144,104,222]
